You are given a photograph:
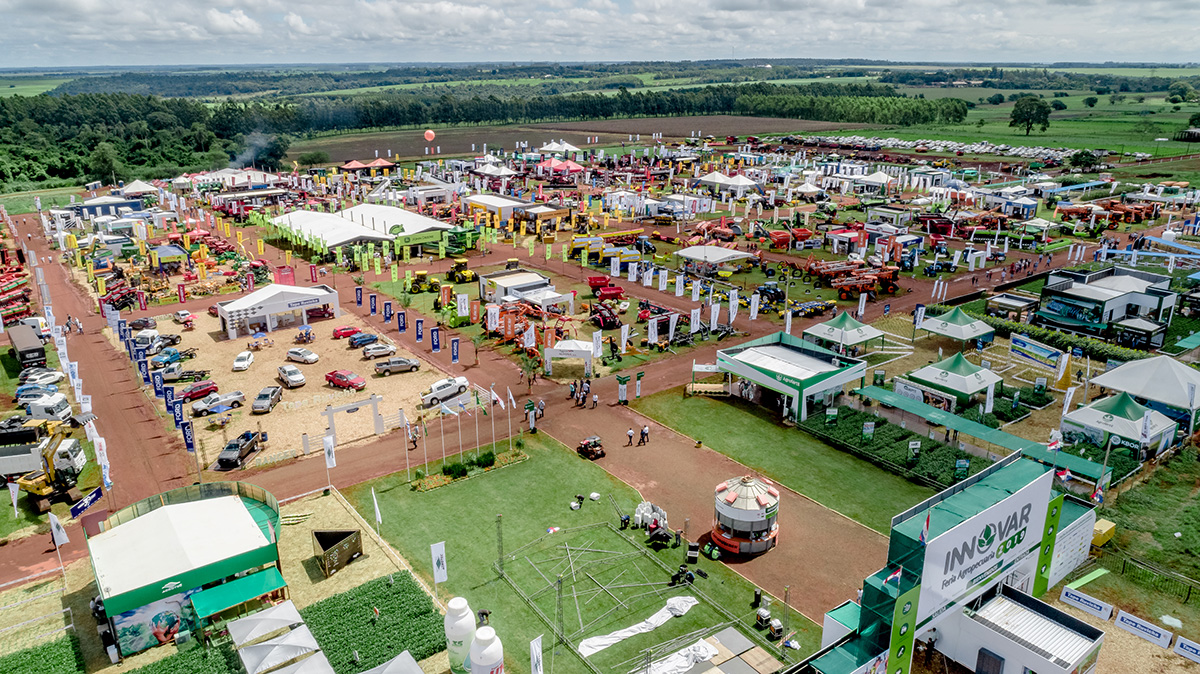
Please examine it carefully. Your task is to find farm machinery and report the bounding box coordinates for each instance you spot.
[446,258,477,283]
[830,266,901,301]
[587,276,626,303]
[408,271,442,294]
[0,274,31,326]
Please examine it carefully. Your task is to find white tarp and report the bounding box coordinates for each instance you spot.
[229,600,303,648]
[676,245,754,265]
[359,651,423,674]
[267,652,336,674]
[579,597,699,657]
[238,625,320,674]
[1091,355,1200,411]
[649,639,719,674]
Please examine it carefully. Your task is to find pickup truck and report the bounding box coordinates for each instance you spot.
[325,370,366,391]
[215,431,265,470]
[150,347,197,369]
[132,330,182,355]
[374,357,420,376]
[191,391,245,416]
[252,386,282,414]
[160,362,211,383]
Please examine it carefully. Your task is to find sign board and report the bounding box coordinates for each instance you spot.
[1059,587,1113,620]
[1115,610,1172,648]
[873,370,885,386]
[70,486,104,519]
[893,378,956,414]
[1010,334,1062,372]
[181,420,195,454]
[826,408,838,425]
[862,422,875,440]
[908,440,922,455]
[954,458,971,480]
[918,469,1053,625]
[1174,636,1200,665]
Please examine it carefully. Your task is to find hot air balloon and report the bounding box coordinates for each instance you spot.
[424,130,436,142]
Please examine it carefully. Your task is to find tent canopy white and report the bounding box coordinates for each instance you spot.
[229,600,304,648]
[696,172,731,187]
[676,245,754,265]
[269,653,336,674]
[909,352,1002,397]
[803,312,883,347]
[1091,355,1200,411]
[795,183,823,195]
[857,171,895,186]
[360,651,423,674]
[1061,392,1176,445]
[544,338,595,377]
[724,174,759,187]
[121,179,158,196]
[920,307,995,342]
[238,625,321,674]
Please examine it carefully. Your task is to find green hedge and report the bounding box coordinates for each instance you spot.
[928,305,1150,363]
[0,636,85,674]
[128,648,238,674]
[800,406,988,486]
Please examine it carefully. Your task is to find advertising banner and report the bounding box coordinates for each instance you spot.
[112,586,203,657]
[893,378,956,414]
[431,327,441,353]
[1115,611,1172,648]
[136,359,150,385]
[1175,636,1200,664]
[383,301,393,323]
[151,370,164,398]
[917,470,1052,625]
[397,310,407,333]
[355,286,363,306]
[1010,334,1063,372]
[450,337,459,364]
[172,399,183,429]
[1059,587,1114,620]
[369,294,377,315]
[416,319,424,343]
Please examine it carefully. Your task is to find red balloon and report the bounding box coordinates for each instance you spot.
[424,130,436,142]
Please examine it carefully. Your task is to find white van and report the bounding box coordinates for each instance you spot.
[19,317,49,340]
[25,393,73,422]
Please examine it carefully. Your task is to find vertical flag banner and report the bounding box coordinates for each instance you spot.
[531,636,544,674]
[324,434,337,468]
[432,327,441,353]
[355,286,363,306]
[398,310,407,333]
[416,319,424,343]
[431,541,448,583]
[372,488,382,526]
[451,337,459,364]
[370,294,378,315]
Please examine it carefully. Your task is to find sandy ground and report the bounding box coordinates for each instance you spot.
[103,310,445,467]
[1044,594,1200,674]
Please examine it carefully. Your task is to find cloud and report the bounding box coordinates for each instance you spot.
[0,0,1196,66]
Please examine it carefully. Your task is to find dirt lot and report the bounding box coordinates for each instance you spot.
[103,310,445,467]
[289,115,865,163]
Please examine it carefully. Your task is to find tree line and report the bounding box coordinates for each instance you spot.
[879,67,1195,94]
[0,81,964,190]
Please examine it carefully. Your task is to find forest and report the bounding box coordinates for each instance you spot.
[878,67,1196,94]
[0,81,965,190]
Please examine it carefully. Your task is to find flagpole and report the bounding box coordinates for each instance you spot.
[404,421,411,483]
[474,398,480,461]
[456,412,463,460]
[53,539,64,578]
[422,416,429,475]
[506,398,512,453]
[490,385,497,455]
[440,412,447,470]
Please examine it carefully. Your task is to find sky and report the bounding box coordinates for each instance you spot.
[1,0,1197,68]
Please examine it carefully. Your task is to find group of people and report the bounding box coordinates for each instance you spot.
[568,379,597,409]
[63,315,84,335]
[625,425,651,446]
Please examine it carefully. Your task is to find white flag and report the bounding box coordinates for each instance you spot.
[523,326,535,349]
[1141,410,1153,444]
[431,541,448,583]
[749,294,759,321]
[592,330,602,358]
[710,303,720,331]
[658,271,668,292]
[7,483,17,519]
[531,635,544,674]
[507,387,517,409]
[668,314,679,340]
[985,383,995,414]
[857,291,867,318]
[691,281,701,303]
[784,309,792,335]
[728,289,739,323]
[49,513,69,547]
[372,488,382,526]
[323,434,336,469]
[619,324,629,354]
[675,276,684,297]
[1189,382,1196,410]
[690,307,701,333]
[1062,386,1077,416]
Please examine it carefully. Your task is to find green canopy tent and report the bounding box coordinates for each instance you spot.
[920,307,995,346]
[908,352,1002,403]
[1061,391,1178,459]
[803,311,885,352]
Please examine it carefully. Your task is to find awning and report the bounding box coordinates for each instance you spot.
[191,567,287,619]
[856,386,1042,454]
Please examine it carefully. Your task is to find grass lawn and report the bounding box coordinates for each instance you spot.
[343,433,819,674]
[0,77,71,97]
[631,390,934,533]
[1106,446,1200,579]
[0,186,82,215]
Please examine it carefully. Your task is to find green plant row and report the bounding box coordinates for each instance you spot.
[800,406,989,486]
[302,574,444,674]
[0,635,85,674]
[927,305,1151,363]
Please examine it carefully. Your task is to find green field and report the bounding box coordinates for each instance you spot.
[1107,446,1200,579]
[343,433,819,674]
[300,76,593,97]
[0,187,82,215]
[631,390,934,533]
[0,77,71,97]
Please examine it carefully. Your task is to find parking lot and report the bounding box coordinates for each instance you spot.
[107,310,445,468]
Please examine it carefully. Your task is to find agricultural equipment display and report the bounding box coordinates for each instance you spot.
[446,258,477,283]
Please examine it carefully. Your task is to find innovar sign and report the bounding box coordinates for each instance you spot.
[941,502,1033,588]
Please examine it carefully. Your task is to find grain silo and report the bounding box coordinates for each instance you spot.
[711,475,779,555]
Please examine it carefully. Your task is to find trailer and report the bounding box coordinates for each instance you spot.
[7,324,45,370]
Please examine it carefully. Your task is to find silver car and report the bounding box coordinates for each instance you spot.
[362,342,397,359]
[287,347,319,364]
[191,391,245,416]
[277,364,306,389]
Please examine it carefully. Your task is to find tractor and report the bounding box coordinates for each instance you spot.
[756,282,786,304]
[923,260,958,277]
[446,258,476,283]
[409,271,441,294]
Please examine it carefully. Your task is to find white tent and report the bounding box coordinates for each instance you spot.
[121,180,158,196]
[544,338,595,377]
[803,312,883,348]
[857,171,895,187]
[908,352,1002,397]
[238,625,321,674]
[920,307,995,343]
[795,183,823,195]
[360,651,424,674]
[676,245,753,266]
[229,600,303,648]
[724,175,759,188]
[1091,355,1200,412]
[696,172,731,188]
[269,653,336,674]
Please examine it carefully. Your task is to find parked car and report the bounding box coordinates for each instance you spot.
[325,370,366,391]
[24,371,66,387]
[374,357,420,376]
[173,310,194,324]
[191,391,246,416]
[207,304,220,317]
[13,383,57,401]
[277,364,306,388]
[286,347,319,364]
[179,380,218,402]
[332,326,360,339]
[252,386,283,414]
[232,351,255,371]
[348,333,378,348]
[306,307,334,320]
[16,367,54,384]
[16,389,57,407]
[421,376,469,407]
[215,431,263,470]
[129,317,157,330]
[362,342,396,359]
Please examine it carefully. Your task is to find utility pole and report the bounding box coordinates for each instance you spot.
[780,586,791,660]
[496,514,504,577]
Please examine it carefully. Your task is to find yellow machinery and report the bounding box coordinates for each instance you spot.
[409,270,441,294]
[16,431,86,514]
[446,258,476,283]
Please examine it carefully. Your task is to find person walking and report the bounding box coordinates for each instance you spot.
[536,399,545,419]
[592,393,598,409]
[626,428,635,446]
[569,381,577,399]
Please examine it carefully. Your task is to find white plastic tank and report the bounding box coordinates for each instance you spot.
[469,626,505,674]
[445,597,476,674]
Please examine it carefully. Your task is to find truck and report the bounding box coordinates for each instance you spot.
[160,362,211,383]
[0,420,79,478]
[25,394,73,423]
[150,347,197,369]
[7,324,45,370]
[216,431,265,470]
[252,386,282,414]
[13,434,87,513]
[131,330,182,356]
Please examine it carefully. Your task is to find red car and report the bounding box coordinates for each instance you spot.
[180,380,218,401]
[325,370,366,391]
[208,304,220,317]
[307,307,334,320]
[332,326,360,339]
